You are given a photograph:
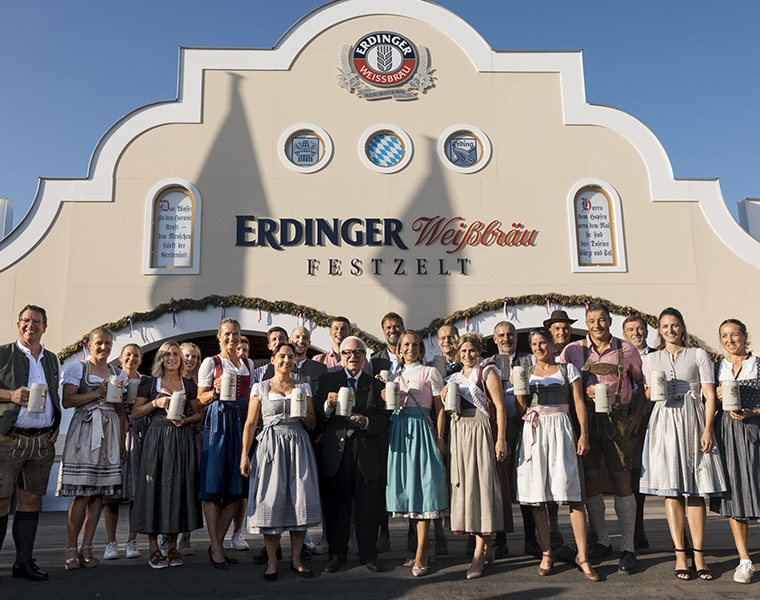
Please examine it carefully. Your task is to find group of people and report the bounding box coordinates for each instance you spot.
[0,303,758,585]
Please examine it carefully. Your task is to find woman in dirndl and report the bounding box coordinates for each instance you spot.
[385,330,448,577]
[102,343,146,561]
[197,318,253,569]
[514,328,597,581]
[131,341,203,568]
[241,342,321,581]
[712,319,760,584]
[442,333,507,579]
[640,307,727,580]
[58,327,126,570]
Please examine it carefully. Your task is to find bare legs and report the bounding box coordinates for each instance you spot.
[665,497,710,576]
[204,499,237,563]
[414,519,431,568]
[532,506,553,572]
[730,518,750,561]
[264,531,307,575]
[67,496,103,561]
[104,503,137,543]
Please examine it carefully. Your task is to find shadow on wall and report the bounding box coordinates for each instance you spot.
[149,73,269,334]
[370,136,462,330]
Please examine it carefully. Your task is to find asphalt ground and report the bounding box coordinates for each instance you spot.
[1,496,759,600]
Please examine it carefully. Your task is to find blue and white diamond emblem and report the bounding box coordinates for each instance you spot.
[366,133,405,167]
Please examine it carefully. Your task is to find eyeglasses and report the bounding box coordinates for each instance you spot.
[341,349,366,357]
[19,318,44,326]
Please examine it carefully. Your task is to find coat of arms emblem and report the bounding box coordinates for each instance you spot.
[337,31,435,101]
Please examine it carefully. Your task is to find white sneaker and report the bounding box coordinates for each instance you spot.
[230,532,250,551]
[734,561,755,584]
[178,533,194,556]
[125,539,141,559]
[158,535,169,556]
[103,541,119,560]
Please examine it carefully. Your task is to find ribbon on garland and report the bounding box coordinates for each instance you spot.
[427,330,433,350]
[78,340,88,360]
[584,298,590,311]
[126,315,133,338]
[169,306,177,327]
[297,308,305,327]
[503,298,509,320]
[627,307,633,316]
[219,301,226,321]
[257,300,263,323]
[545,296,552,315]
[464,312,470,332]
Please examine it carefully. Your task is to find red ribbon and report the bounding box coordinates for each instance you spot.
[584,299,590,311]
[464,312,470,332]
[78,340,88,360]
[545,296,551,315]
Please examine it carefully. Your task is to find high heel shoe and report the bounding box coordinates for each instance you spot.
[411,546,433,577]
[79,545,99,568]
[692,549,713,581]
[403,545,435,568]
[466,549,487,580]
[575,556,600,582]
[208,545,229,570]
[537,551,554,576]
[673,549,691,581]
[65,547,80,570]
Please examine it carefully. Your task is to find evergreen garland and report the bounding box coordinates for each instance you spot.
[57,292,713,361]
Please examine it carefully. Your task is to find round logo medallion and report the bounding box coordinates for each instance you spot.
[352,32,418,88]
[366,132,405,167]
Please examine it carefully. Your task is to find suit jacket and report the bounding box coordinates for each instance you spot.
[314,370,389,481]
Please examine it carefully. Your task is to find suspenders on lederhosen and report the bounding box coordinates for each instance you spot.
[581,338,624,404]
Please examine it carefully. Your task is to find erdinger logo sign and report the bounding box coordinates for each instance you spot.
[337,31,435,101]
[352,32,417,87]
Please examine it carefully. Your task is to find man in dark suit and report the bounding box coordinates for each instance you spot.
[622,314,654,551]
[315,336,389,573]
[370,312,404,377]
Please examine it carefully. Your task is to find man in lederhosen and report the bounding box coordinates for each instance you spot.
[0,305,61,582]
[560,304,644,575]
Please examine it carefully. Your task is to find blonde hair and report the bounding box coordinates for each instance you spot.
[151,341,185,378]
[180,341,201,381]
[455,333,484,362]
[395,330,426,365]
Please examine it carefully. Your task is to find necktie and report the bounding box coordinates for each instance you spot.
[348,378,356,407]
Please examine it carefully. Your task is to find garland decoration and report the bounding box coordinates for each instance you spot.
[56,292,714,362]
[57,295,386,361]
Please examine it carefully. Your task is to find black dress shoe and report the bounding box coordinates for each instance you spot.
[524,539,543,558]
[494,540,509,558]
[324,556,345,573]
[300,547,312,561]
[224,555,239,565]
[253,545,283,564]
[208,546,229,570]
[618,551,637,574]
[290,562,313,579]
[263,569,278,581]
[634,535,650,550]
[363,559,384,572]
[12,559,48,581]
[589,543,613,560]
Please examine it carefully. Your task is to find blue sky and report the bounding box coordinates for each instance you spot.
[1,0,758,226]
